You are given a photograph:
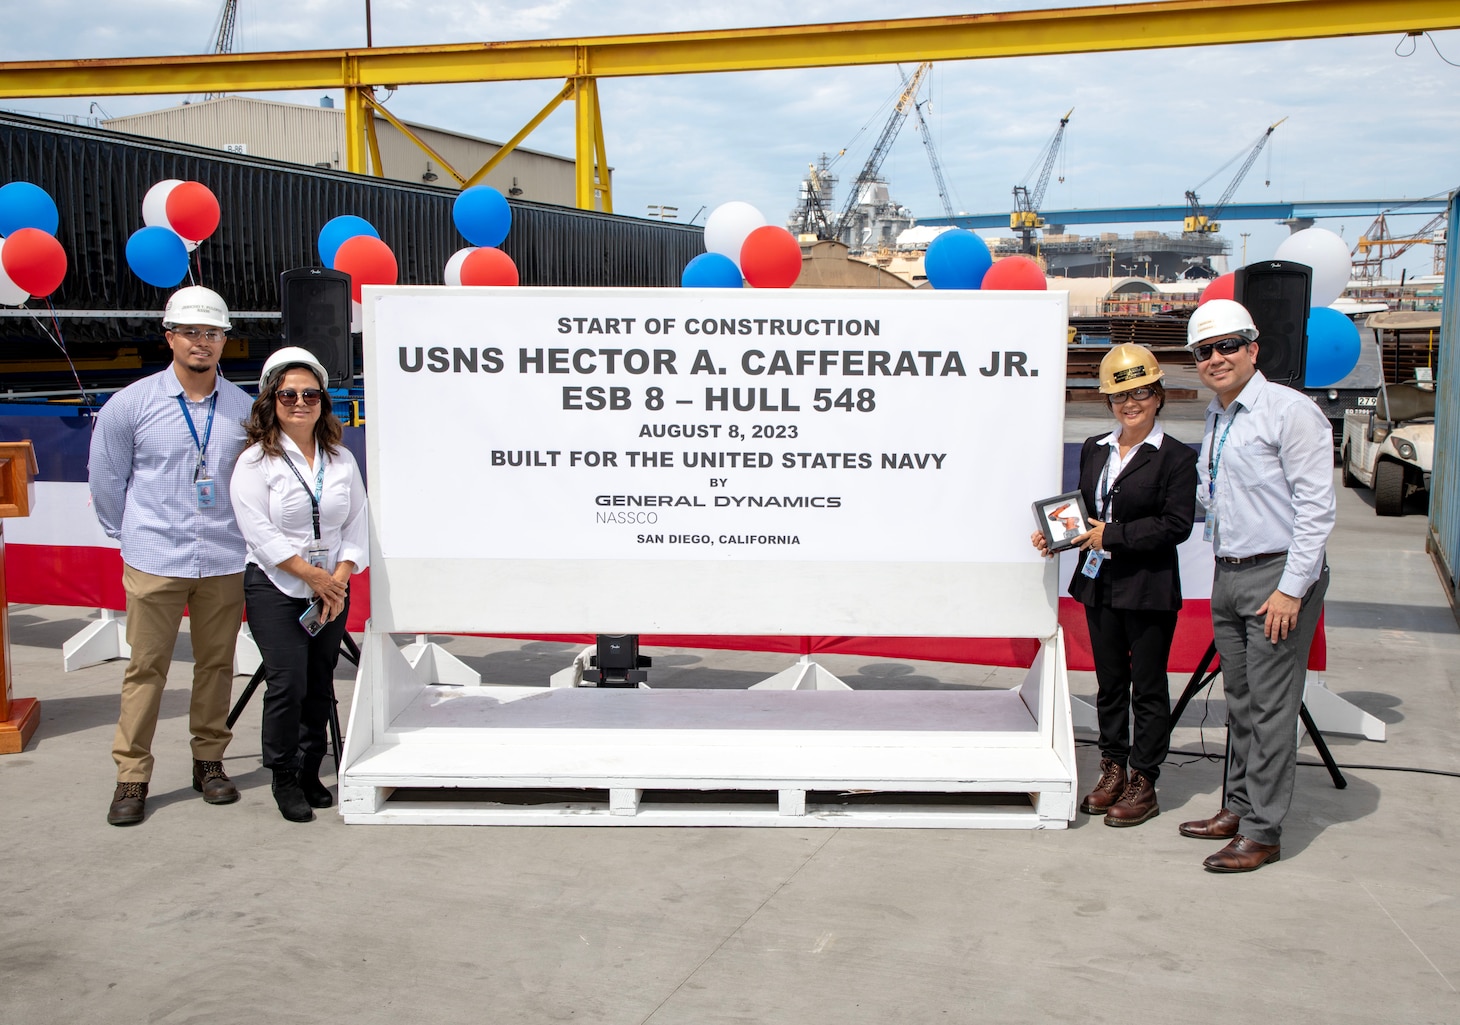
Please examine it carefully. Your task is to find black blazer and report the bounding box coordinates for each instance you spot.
[1067,431,1198,611]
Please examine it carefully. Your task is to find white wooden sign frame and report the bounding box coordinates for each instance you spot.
[340,285,1078,827]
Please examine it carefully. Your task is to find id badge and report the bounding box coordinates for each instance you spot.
[195,478,216,509]
[305,539,329,569]
[1203,515,1215,542]
[1081,549,1106,579]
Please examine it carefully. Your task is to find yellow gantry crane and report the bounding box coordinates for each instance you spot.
[0,3,1455,211]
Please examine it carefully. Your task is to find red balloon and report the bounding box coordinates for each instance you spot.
[980,255,1046,291]
[739,225,802,288]
[1,228,67,297]
[334,235,398,302]
[164,181,221,243]
[459,246,519,286]
[1198,272,1235,305]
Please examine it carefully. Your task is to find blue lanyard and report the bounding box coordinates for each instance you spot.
[176,392,217,481]
[1098,456,1114,520]
[1207,410,1238,502]
[283,451,328,540]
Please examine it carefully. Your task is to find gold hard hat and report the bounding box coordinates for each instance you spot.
[1098,343,1164,394]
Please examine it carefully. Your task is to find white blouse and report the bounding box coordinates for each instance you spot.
[230,434,369,599]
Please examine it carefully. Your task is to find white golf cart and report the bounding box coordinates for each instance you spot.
[1340,375,1435,516]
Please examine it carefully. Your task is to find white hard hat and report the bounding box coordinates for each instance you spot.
[1187,298,1259,348]
[259,346,329,392]
[163,285,231,330]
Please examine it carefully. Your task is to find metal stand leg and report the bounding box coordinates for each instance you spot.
[227,635,359,772]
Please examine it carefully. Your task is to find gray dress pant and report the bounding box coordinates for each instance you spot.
[1211,555,1329,845]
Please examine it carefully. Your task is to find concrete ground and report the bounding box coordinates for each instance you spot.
[3,403,1458,1024]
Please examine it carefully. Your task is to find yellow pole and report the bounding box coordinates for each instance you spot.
[574,76,599,211]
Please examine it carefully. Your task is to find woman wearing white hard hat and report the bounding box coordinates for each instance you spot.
[230,347,368,822]
[1031,343,1197,827]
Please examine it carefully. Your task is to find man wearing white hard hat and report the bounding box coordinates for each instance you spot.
[89,285,253,826]
[1179,298,1335,872]
[230,348,367,822]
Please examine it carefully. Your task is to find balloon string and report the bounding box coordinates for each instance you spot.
[31,298,91,410]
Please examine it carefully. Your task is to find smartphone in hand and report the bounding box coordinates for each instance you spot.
[299,598,326,636]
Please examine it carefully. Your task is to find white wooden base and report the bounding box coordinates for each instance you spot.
[339,625,1077,828]
[61,610,129,672]
[1303,673,1385,741]
[400,635,481,686]
[234,623,262,677]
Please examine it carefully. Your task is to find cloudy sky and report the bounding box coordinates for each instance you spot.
[3,0,1457,276]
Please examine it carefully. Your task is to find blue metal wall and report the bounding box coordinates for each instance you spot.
[1426,191,1460,608]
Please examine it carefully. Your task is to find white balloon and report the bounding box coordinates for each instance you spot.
[703,201,766,266]
[0,236,31,306]
[444,247,475,286]
[1274,227,1353,308]
[142,179,184,229]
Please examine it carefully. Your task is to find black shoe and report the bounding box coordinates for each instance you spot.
[271,770,315,823]
[192,759,240,804]
[298,756,335,809]
[107,781,148,826]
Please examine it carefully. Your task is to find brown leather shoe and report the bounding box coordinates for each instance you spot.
[1203,835,1281,873]
[1178,808,1241,840]
[1080,759,1126,815]
[192,759,240,805]
[107,782,148,826]
[1104,769,1158,827]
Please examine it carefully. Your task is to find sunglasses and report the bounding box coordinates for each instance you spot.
[276,388,324,407]
[1109,386,1156,403]
[1192,338,1248,363]
[172,327,227,343]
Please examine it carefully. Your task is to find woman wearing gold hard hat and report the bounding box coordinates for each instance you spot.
[1031,343,1197,827]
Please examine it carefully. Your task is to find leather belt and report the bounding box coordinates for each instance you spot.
[1215,551,1287,566]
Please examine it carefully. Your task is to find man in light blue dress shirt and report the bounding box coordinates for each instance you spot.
[89,286,254,826]
[1178,299,1336,872]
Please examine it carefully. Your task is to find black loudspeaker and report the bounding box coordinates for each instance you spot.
[279,268,353,386]
[1233,259,1311,387]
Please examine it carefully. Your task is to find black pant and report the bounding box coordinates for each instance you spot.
[1083,603,1177,780]
[244,564,349,772]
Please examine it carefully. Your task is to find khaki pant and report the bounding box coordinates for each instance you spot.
[112,565,245,782]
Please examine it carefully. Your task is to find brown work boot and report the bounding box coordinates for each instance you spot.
[1080,758,1126,815]
[107,781,148,826]
[1104,769,1159,827]
[192,759,240,805]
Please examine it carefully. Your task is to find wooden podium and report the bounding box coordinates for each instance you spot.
[0,441,40,754]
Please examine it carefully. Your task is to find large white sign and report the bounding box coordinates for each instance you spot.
[363,286,1067,636]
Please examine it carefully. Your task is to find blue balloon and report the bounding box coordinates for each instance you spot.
[1304,307,1362,387]
[453,186,512,248]
[125,226,189,288]
[317,215,379,268]
[0,182,60,237]
[924,229,992,289]
[680,252,744,288]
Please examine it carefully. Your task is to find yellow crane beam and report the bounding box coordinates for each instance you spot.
[2,0,1455,210]
[1,1,1455,97]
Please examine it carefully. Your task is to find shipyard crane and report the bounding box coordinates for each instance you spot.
[203,0,240,100]
[830,61,930,248]
[1184,117,1286,235]
[1353,212,1447,279]
[906,73,957,220]
[1010,108,1073,254]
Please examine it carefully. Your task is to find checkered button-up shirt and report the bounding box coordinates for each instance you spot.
[89,363,253,578]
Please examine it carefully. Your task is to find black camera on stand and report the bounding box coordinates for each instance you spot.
[584,634,652,688]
